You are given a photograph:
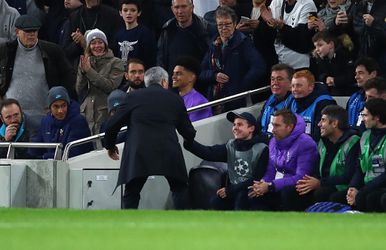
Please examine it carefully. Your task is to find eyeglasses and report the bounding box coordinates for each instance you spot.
[216,22,234,29]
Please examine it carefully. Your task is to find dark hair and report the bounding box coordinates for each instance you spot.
[0,98,23,116]
[365,98,386,125]
[271,63,295,81]
[273,109,297,126]
[354,57,379,74]
[321,105,348,130]
[119,0,141,12]
[363,77,386,94]
[127,58,145,67]
[312,31,338,45]
[215,6,237,23]
[174,56,200,77]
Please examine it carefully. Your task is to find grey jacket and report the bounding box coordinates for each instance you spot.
[76,49,124,134]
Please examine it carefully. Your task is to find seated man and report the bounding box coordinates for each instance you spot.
[120,58,146,93]
[347,57,379,127]
[172,56,212,122]
[346,98,386,212]
[295,105,360,203]
[30,86,93,159]
[290,69,336,142]
[249,109,318,211]
[363,77,386,101]
[0,98,31,159]
[184,111,268,210]
[259,63,294,136]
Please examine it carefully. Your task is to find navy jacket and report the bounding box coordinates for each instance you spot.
[199,30,266,111]
[30,101,93,159]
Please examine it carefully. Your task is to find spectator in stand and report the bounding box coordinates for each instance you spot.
[172,56,212,122]
[238,0,278,83]
[363,77,386,101]
[62,0,121,66]
[157,0,213,85]
[113,0,156,69]
[0,0,20,43]
[346,98,386,212]
[296,105,360,203]
[30,86,93,159]
[0,15,76,137]
[6,0,45,22]
[199,6,266,114]
[346,57,379,128]
[204,0,252,26]
[312,0,353,31]
[120,58,146,93]
[310,31,355,96]
[100,89,128,145]
[290,70,336,142]
[249,109,318,211]
[39,0,83,44]
[75,28,125,134]
[258,63,294,137]
[350,0,386,67]
[184,111,268,210]
[258,0,317,69]
[0,98,32,159]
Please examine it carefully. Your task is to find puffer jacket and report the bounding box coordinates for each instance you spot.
[262,114,318,191]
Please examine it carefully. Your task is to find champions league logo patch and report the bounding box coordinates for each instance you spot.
[234,159,249,176]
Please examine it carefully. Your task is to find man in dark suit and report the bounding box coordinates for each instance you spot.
[104,66,196,209]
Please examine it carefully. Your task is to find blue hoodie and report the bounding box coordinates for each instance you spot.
[30,101,93,159]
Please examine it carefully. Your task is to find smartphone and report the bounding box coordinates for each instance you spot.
[240,16,251,23]
[308,12,317,22]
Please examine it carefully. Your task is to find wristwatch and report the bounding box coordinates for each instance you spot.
[268,182,275,193]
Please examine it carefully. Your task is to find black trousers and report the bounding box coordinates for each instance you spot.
[122,176,189,209]
[210,181,252,211]
[313,186,347,204]
[354,188,386,212]
[249,186,314,211]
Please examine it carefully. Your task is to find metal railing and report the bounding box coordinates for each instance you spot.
[0,142,63,160]
[61,85,270,161]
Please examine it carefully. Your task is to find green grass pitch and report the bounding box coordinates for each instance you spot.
[1,208,386,250]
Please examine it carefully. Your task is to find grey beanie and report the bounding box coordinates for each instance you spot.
[107,89,128,113]
[85,28,108,47]
[47,86,70,107]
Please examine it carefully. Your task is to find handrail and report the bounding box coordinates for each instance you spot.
[0,142,63,160]
[62,85,271,161]
[187,86,270,112]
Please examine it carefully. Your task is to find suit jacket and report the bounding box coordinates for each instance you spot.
[104,84,196,187]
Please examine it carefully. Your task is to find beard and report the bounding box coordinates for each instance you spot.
[128,80,145,89]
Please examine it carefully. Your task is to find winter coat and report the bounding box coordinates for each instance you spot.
[76,49,124,134]
[62,4,122,65]
[104,84,196,189]
[310,45,356,96]
[0,0,19,43]
[0,39,77,99]
[350,0,386,60]
[199,30,266,111]
[263,114,318,191]
[30,101,93,159]
[157,14,212,76]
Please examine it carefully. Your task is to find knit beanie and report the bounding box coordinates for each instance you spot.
[47,86,71,108]
[85,28,108,47]
[107,89,129,113]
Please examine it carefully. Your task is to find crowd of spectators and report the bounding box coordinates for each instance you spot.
[0,0,385,212]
